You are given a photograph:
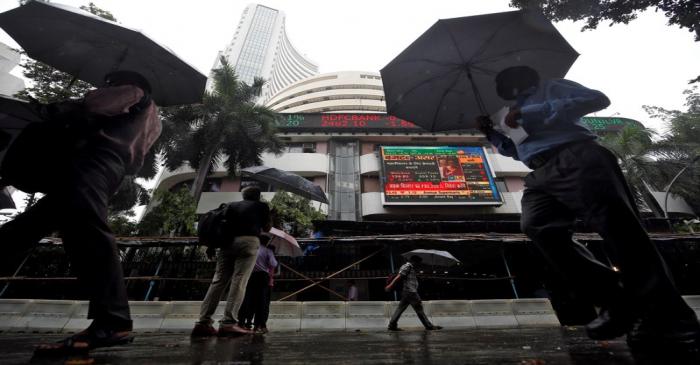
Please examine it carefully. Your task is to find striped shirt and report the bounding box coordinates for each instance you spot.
[399,262,419,293]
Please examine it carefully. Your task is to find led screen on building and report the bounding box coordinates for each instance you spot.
[380,146,501,205]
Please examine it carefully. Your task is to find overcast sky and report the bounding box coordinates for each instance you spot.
[1,0,699,132]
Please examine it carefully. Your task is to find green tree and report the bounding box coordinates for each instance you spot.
[510,0,700,40]
[137,188,197,236]
[108,210,138,236]
[268,191,326,237]
[510,0,700,83]
[644,87,700,213]
[158,57,283,202]
[13,2,155,215]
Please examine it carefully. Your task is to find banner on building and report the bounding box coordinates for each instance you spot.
[379,146,502,205]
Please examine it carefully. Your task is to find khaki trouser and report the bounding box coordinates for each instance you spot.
[198,236,260,325]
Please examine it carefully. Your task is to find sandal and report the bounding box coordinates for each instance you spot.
[34,328,134,356]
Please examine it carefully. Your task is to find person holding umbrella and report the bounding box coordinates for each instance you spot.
[0,0,205,355]
[385,255,442,331]
[0,70,161,354]
[476,65,700,349]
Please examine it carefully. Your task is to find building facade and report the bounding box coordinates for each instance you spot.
[0,42,24,97]
[265,71,386,113]
[211,3,318,103]
[153,70,694,223]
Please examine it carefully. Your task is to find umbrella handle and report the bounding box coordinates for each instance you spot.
[467,68,488,116]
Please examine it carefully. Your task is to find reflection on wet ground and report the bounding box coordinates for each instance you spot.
[1,327,698,364]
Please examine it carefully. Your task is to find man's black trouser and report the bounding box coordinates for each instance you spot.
[521,140,695,322]
[0,148,132,330]
[238,271,271,328]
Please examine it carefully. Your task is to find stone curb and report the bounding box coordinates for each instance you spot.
[0,296,696,333]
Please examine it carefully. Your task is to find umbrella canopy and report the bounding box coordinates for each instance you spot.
[402,249,461,267]
[0,1,206,106]
[240,166,328,204]
[264,227,303,257]
[381,10,578,132]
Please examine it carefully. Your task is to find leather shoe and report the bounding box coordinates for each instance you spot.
[585,309,637,340]
[387,326,403,331]
[426,326,443,331]
[627,317,700,350]
[217,323,253,337]
[190,323,217,337]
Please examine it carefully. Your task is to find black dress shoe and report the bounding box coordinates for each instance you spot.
[387,326,403,331]
[585,309,637,340]
[426,326,443,331]
[627,317,700,350]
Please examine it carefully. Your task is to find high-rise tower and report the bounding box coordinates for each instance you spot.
[212,3,318,102]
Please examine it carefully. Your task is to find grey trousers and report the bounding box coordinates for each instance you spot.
[388,292,434,329]
[198,236,260,325]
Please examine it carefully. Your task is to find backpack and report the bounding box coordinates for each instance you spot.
[0,100,121,194]
[197,202,237,248]
[386,273,400,286]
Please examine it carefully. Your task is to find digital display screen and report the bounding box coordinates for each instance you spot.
[380,146,501,205]
[275,113,425,132]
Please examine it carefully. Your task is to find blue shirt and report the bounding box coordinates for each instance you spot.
[485,79,610,165]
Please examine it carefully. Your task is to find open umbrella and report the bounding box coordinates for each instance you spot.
[402,249,460,267]
[0,1,206,106]
[380,10,578,132]
[241,166,328,204]
[264,227,303,257]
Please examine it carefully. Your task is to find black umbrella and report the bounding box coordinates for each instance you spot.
[0,1,206,106]
[240,166,328,204]
[380,10,578,132]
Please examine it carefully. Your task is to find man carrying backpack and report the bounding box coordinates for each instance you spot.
[385,255,442,331]
[192,186,272,337]
[0,71,161,354]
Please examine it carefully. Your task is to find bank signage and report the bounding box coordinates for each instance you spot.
[275,113,641,134]
[275,113,425,132]
[379,146,502,205]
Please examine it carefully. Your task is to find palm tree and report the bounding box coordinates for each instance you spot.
[644,87,700,214]
[158,57,283,202]
[599,124,662,214]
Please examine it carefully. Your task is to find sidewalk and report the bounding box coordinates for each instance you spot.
[1,327,698,364]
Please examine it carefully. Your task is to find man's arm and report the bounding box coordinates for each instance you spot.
[385,273,403,292]
[476,116,520,160]
[518,79,610,129]
[261,204,272,233]
[485,129,520,160]
[269,250,278,269]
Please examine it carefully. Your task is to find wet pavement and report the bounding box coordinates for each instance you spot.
[0,327,698,364]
